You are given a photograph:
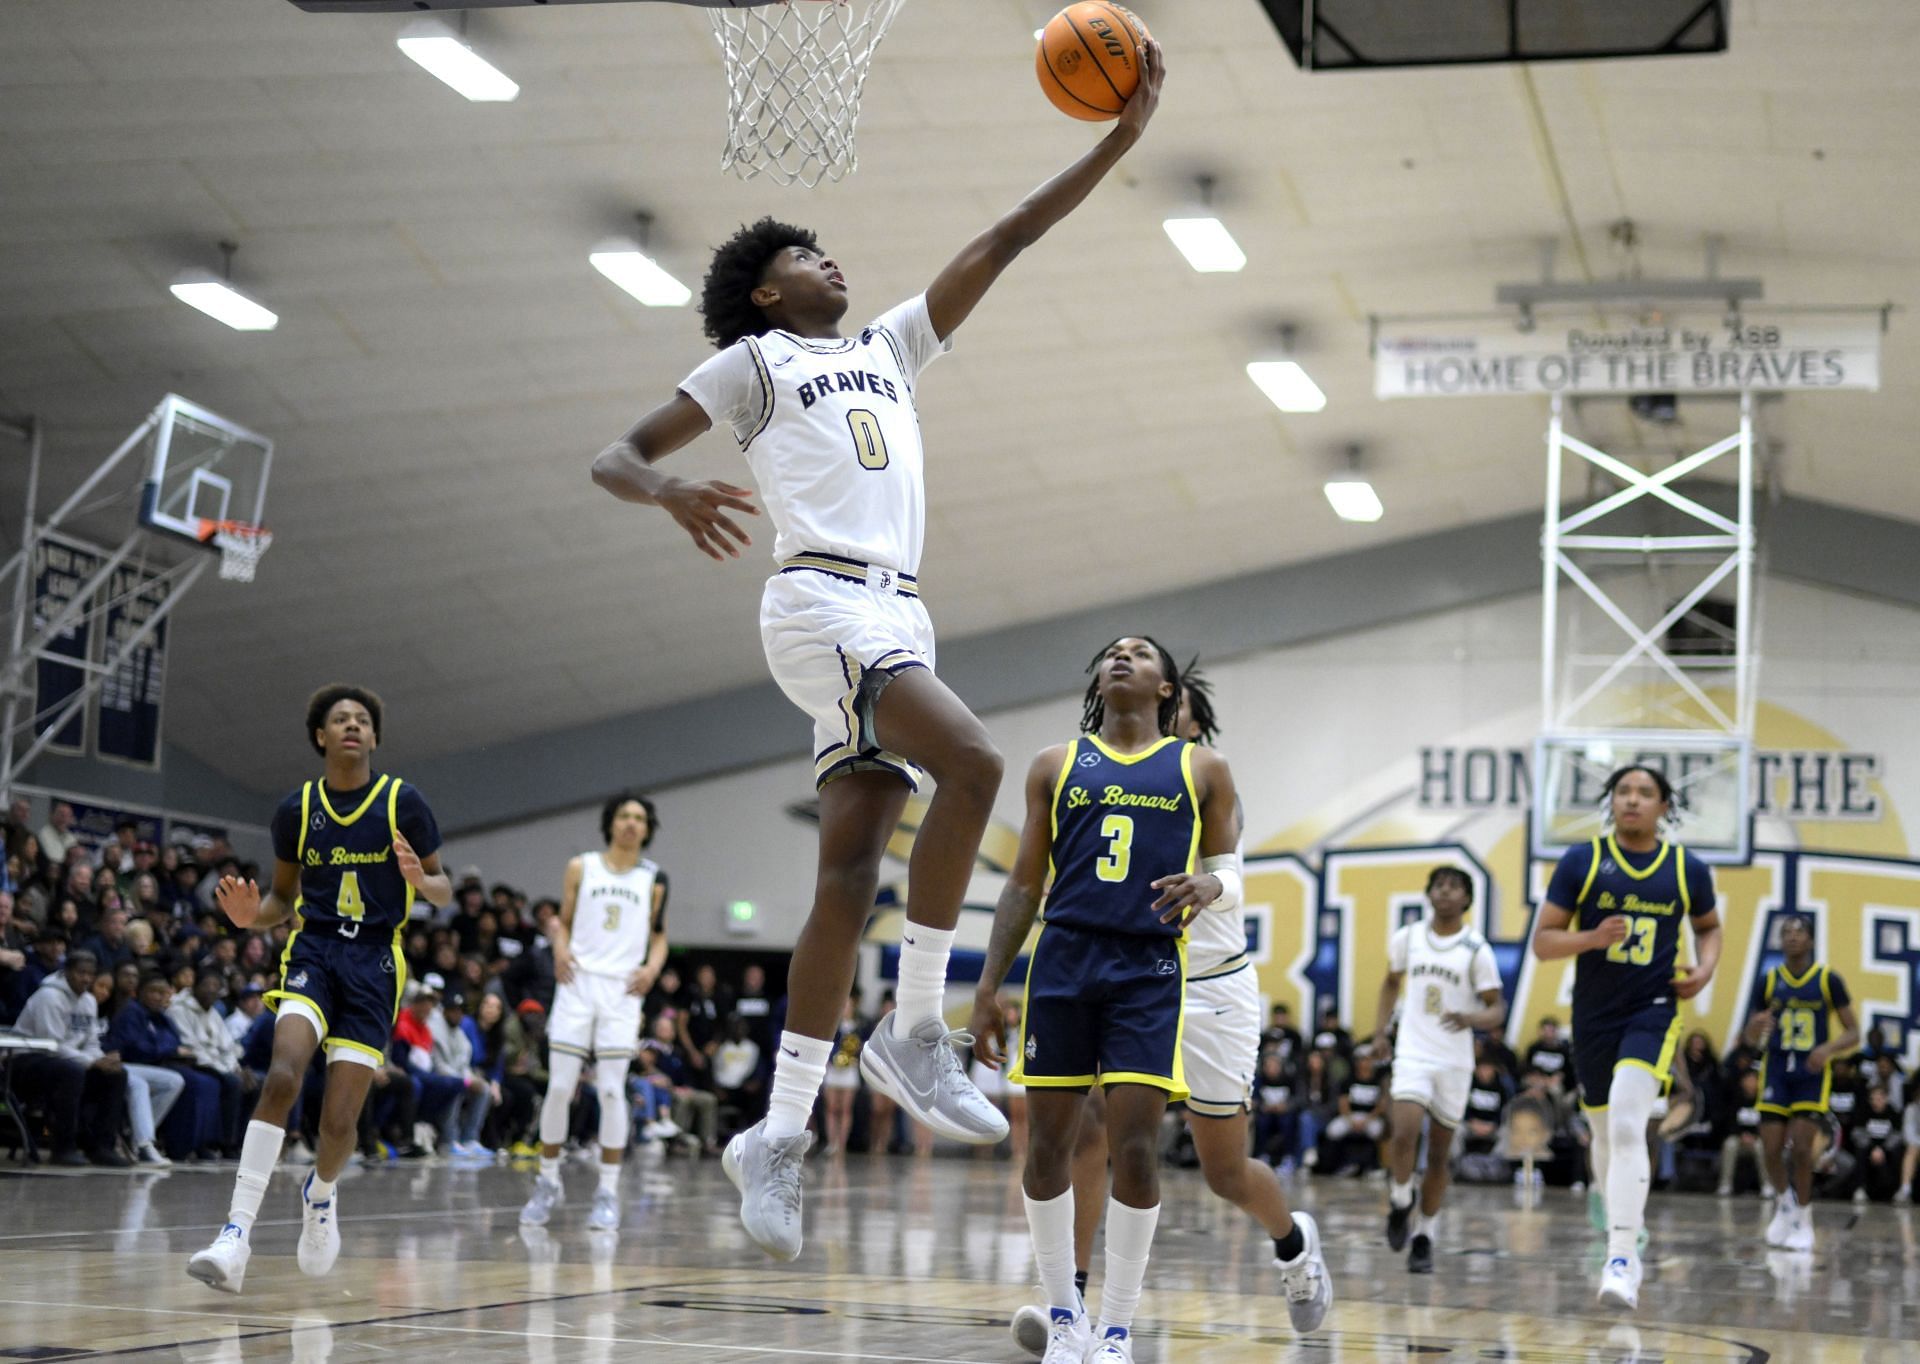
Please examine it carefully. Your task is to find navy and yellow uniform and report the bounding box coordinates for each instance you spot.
[1010,735,1199,1098]
[1545,834,1716,1108]
[1757,962,1851,1117]
[265,774,442,1063]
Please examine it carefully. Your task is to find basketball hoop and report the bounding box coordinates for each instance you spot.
[198,519,273,582]
[708,0,907,188]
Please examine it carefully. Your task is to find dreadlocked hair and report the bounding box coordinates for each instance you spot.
[699,216,821,349]
[1179,655,1220,746]
[1080,637,1182,738]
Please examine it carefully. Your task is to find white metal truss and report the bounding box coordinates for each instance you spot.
[0,401,212,796]
[1540,390,1756,738]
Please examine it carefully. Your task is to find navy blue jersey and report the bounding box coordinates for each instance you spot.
[270,774,441,932]
[1762,962,1850,1073]
[1043,735,1200,940]
[1546,835,1716,1027]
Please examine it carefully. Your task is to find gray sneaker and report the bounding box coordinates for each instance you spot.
[519,1176,562,1228]
[1275,1210,1333,1334]
[722,1120,812,1261]
[858,1013,1010,1144]
[586,1187,620,1232]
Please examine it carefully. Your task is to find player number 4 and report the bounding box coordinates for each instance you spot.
[337,870,366,922]
[1604,914,1657,967]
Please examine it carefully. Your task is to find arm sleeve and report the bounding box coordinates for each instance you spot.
[1827,970,1852,1009]
[870,294,953,385]
[270,793,301,864]
[1686,855,1718,917]
[677,342,765,445]
[1472,942,1504,994]
[1544,844,1593,913]
[1386,925,1409,974]
[396,785,443,859]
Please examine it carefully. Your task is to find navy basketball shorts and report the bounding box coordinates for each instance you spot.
[1010,922,1188,1100]
[265,922,406,1067]
[1572,1000,1683,1108]
[1758,1055,1831,1118]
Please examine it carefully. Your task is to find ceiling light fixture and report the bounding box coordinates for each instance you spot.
[398,17,519,102]
[1247,323,1326,412]
[1324,444,1383,522]
[1163,174,1246,273]
[170,241,278,332]
[590,212,692,308]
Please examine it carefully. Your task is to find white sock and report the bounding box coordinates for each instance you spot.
[1410,1208,1433,1240]
[1390,1178,1415,1210]
[893,923,956,1033]
[598,1162,620,1195]
[538,1155,560,1182]
[1096,1198,1159,1336]
[1587,1104,1613,1192]
[228,1120,284,1234]
[1606,1068,1659,1260]
[305,1173,336,1204]
[765,1031,832,1139]
[1023,1187,1079,1311]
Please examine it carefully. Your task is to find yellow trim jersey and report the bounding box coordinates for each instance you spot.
[269,774,442,932]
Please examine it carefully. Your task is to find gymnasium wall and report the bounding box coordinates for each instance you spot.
[445,577,1920,1068]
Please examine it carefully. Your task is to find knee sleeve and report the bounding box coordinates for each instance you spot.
[540,1052,584,1147]
[596,1058,630,1152]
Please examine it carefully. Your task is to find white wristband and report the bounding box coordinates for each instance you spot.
[1201,854,1242,912]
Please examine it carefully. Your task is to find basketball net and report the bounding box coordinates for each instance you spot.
[708,0,907,188]
[202,520,273,583]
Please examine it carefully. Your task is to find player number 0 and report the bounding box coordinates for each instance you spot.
[847,409,889,470]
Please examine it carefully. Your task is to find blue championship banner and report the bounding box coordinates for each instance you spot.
[31,532,103,756]
[95,563,169,768]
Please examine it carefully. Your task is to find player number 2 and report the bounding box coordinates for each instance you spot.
[337,871,365,922]
[1423,984,1443,1017]
[1604,914,1657,966]
[1781,1008,1817,1052]
[847,409,889,470]
[1095,814,1133,883]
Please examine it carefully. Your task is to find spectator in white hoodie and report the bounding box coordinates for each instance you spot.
[14,950,131,1165]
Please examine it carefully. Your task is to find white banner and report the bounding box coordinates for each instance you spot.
[1375,319,1881,398]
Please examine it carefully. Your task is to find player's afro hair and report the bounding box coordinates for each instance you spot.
[305,683,382,756]
[700,216,821,350]
[1080,637,1182,739]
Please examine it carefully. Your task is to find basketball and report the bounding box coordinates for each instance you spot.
[1036,3,1151,122]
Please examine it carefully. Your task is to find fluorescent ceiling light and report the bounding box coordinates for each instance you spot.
[1324,479,1384,523]
[398,28,519,102]
[1245,360,1326,413]
[590,248,692,307]
[1162,217,1246,273]
[170,278,278,332]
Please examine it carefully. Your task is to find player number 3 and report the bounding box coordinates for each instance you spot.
[1095,813,1134,883]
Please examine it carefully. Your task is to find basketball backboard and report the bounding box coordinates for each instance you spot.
[1533,730,1751,864]
[137,395,273,550]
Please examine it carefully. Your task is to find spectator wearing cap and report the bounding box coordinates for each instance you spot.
[13,950,132,1166]
[16,925,69,1012]
[104,972,195,1165]
[170,967,256,1153]
[429,985,493,1157]
[395,975,464,1143]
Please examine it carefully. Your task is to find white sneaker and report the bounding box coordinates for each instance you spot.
[297,1174,341,1277]
[520,1175,563,1227]
[1275,1210,1334,1334]
[858,1011,1010,1144]
[1853,1187,1869,1204]
[1010,1303,1050,1357]
[587,1187,620,1232]
[136,1142,171,1168]
[1598,1254,1641,1310]
[1039,1306,1093,1364]
[1764,1196,1793,1248]
[187,1223,250,1294]
[1781,1207,1814,1253]
[1087,1325,1133,1363]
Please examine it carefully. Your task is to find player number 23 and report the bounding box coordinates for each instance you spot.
[847,409,890,470]
[1095,814,1134,883]
[1604,914,1658,966]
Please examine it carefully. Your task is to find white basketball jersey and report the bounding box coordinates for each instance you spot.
[678,295,951,575]
[569,853,659,978]
[1187,831,1248,976]
[1388,919,1502,1070]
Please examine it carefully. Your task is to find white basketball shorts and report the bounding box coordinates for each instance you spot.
[1389,1053,1472,1129]
[548,971,640,1061]
[761,563,936,790]
[1180,963,1261,1118]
